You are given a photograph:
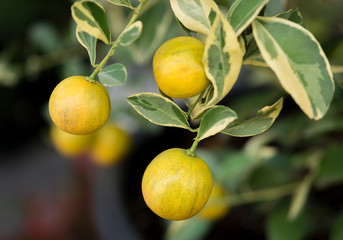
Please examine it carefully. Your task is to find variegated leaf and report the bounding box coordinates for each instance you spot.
[222,98,283,137]
[119,21,143,46]
[196,105,237,141]
[127,93,191,130]
[192,13,243,119]
[170,0,220,35]
[98,63,127,87]
[244,9,304,67]
[127,0,173,64]
[252,17,334,120]
[71,0,111,44]
[76,26,97,66]
[227,0,269,36]
[275,8,304,26]
[105,0,133,9]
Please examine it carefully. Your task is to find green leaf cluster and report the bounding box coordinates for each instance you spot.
[128,0,313,149]
[173,0,334,120]
[71,0,144,87]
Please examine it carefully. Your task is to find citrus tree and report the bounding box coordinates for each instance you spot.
[47,0,340,238]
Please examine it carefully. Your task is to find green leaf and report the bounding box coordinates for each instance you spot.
[71,0,111,44]
[217,151,254,190]
[76,26,97,66]
[193,12,243,119]
[252,17,335,120]
[165,218,213,240]
[170,0,220,35]
[127,93,191,130]
[196,106,237,141]
[98,63,127,87]
[61,56,88,79]
[264,0,286,16]
[267,201,308,240]
[222,98,283,137]
[316,145,343,187]
[243,34,268,67]
[105,0,133,9]
[244,9,304,67]
[331,210,343,240]
[28,22,60,53]
[226,0,269,36]
[119,21,143,46]
[275,8,304,26]
[116,0,174,65]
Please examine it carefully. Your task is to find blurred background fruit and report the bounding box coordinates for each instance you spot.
[198,182,230,221]
[90,122,132,166]
[50,124,94,158]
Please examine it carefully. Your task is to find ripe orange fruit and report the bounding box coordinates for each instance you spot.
[153,36,210,99]
[90,122,131,166]
[49,76,111,135]
[198,182,229,220]
[49,125,94,158]
[141,148,213,220]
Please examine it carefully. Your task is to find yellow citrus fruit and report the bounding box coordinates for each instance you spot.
[141,148,213,220]
[49,125,94,158]
[153,36,210,99]
[49,76,111,135]
[90,122,131,166]
[198,182,229,220]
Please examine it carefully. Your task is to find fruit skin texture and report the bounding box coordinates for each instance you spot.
[198,182,230,220]
[153,36,210,99]
[50,125,94,158]
[49,76,111,135]
[141,148,213,220]
[90,123,131,166]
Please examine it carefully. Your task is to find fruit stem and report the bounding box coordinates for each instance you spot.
[186,139,199,157]
[187,91,205,117]
[88,0,149,80]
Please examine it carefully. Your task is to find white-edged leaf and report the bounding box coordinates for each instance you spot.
[119,21,143,46]
[196,105,237,141]
[227,0,269,36]
[105,0,133,9]
[252,17,334,120]
[98,63,127,87]
[127,92,191,130]
[71,0,111,44]
[222,98,283,137]
[76,26,97,66]
[170,0,220,35]
[127,0,174,64]
[275,7,304,26]
[192,13,243,119]
[243,9,304,67]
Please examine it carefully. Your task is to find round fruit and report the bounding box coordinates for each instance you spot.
[49,76,111,135]
[153,36,210,99]
[141,148,213,220]
[198,182,229,220]
[49,125,94,158]
[90,122,131,166]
